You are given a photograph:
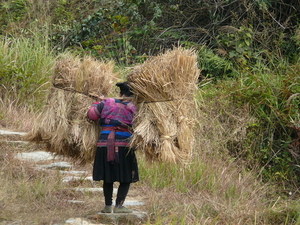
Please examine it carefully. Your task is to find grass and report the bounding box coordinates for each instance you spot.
[0,34,54,108]
[137,150,267,224]
[0,97,35,131]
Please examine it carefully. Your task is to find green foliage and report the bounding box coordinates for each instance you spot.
[1,0,27,21]
[0,0,28,32]
[1,0,299,65]
[216,26,255,69]
[0,35,54,107]
[229,65,300,185]
[197,45,236,80]
[49,1,148,64]
[53,0,74,24]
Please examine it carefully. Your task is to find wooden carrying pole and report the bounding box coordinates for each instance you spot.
[53,84,133,101]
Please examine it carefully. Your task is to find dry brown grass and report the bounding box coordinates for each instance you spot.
[127,47,200,164]
[0,98,35,132]
[140,162,267,224]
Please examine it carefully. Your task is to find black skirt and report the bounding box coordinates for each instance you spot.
[93,146,139,183]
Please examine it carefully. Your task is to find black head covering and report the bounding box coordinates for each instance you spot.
[116,82,133,96]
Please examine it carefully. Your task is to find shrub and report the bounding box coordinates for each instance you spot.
[229,63,300,186]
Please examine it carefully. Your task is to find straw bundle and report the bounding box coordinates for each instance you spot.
[52,54,114,97]
[127,47,200,164]
[25,54,117,163]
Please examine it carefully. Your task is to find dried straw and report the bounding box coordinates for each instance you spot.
[25,53,117,163]
[127,47,200,164]
[52,54,115,97]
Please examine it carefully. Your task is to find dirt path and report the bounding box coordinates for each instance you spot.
[0,129,148,225]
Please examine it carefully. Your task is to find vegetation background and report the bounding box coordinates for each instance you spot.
[0,0,299,224]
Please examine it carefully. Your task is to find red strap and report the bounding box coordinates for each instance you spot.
[104,126,130,162]
[107,130,116,162]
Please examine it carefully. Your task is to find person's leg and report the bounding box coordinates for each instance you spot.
[116,182,130,206]
[103,182,114,205]
[114,182,132,213]
[101,182,114,213]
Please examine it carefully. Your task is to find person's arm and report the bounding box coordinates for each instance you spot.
[87,102,103,121]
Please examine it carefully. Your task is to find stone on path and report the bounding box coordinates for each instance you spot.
[124,199,145,206]
[87,210,148,225]
[38,161,73,170]
[72,187,145,206]
[15,151,57,161]
[62,175,92,183]
[0,130,26,136]
[63,218,104,225]
[73,188,123,195]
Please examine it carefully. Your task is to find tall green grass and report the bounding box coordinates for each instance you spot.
[0,33,55,130]
[0,34,54,108]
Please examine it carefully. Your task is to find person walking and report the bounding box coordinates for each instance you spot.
[87,82,139,213]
